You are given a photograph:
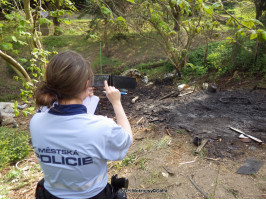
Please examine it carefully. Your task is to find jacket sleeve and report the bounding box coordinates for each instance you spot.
[103,122,132,161]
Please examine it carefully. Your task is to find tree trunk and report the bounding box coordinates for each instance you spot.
[0,50,31,82]
[254,0,263,19]
[170,4,181,31]
[204,39,209,65]
[103,18,110,57]
[254,39,259,66]
[53,0,62,36]
[23,0,33,23]
[23,0,42,49]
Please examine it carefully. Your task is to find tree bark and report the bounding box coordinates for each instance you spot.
[169,3,181,31]
[23,0,33,23]
[23,0,42,49]
[204,40,209,65]
[254,39,259,67]
[103,18,110,57]
[53,0,62,36]
[0,50,31,82]
[254,0,266,19]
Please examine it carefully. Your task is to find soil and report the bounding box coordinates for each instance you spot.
[1,49,266,199]
[95,79,266,158]
[1,77,266,199]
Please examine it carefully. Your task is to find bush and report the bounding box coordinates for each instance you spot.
[189,41,221,66]
[207,41,233,75]
[189,39,266,78]
[0,127,31,169]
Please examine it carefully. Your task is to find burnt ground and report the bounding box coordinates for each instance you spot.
[95,81,266,160]
[2,77,266,199]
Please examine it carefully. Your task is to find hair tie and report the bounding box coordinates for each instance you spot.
[44,83,61,101]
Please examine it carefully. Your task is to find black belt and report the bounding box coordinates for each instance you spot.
[36,179,114,199]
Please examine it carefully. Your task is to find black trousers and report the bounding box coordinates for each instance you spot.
[35,179,115,199]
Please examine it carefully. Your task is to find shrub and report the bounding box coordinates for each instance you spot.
[189,39,266,78]
[0,127,31,169]
[207,41,233,75]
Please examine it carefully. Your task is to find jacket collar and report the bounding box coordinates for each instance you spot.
[48,104,87,116]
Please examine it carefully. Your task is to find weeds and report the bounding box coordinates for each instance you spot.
[114,154,136,170]
[0,127,31,170]
[137,139,153,153]
[0,184,9,199]
[226,188,239,198]
[4,167,23,183]
[155,136,171,150]
[135,158,148,170]
[176,129,187,135]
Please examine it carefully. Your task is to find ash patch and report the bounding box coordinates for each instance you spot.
[95,84,266,159]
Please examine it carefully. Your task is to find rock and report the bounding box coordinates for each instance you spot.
[1,113,16,126]
[161,172,169,178]
[0,102,16,126]
[0,102,14,114]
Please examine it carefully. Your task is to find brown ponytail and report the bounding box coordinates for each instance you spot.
[34,51,93,107]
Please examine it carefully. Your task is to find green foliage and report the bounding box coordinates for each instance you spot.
[186,41,220,77]
[4,168,22,181]
[121,154,136,166]
[181,64,207,78]
[114,154,136,170]
[189,43,215,66]
[135,157,148,170]
[233,1,256,20]
[207,41,233,75]
[188,39,266,78]
[135,59,174,80]
[0,127,31,169]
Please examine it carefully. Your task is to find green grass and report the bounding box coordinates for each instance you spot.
[233,1,256,20]
[0,127,31,170]
[114,153,136,170]
[61,19,91,35]
[42,35,92,51]
[92,55,123,74]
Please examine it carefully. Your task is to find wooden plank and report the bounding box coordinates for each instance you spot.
[195,139,209,155]
[229,127,262,143]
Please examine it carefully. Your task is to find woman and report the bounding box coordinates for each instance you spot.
[30,51,133,199]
